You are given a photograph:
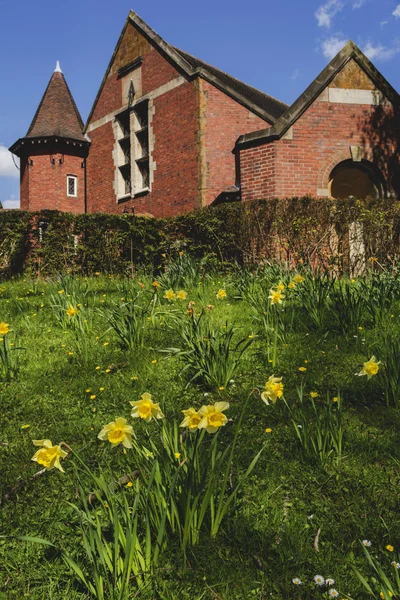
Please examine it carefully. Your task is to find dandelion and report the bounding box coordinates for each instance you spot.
[288,282,296,289]
[99,387,105,392]
[126,481,133,487]
[310,391,319,398]
[326,578,335,586]
[90,395,96,400]
[265,428,272,433]
[57,290,65,295]
[174,452,181,459]
[218,386,225,391]
[362,539,372,547]
[261,375,284,405]
[98,417,133,448]
[216,289,227,300]
[105,369,111,373]
[328,590,339,598]
[103,342,109,346]
[95,366,101,370]
[380,592,393,599]
[357,356,380,379]
[314,575,325,586]
[292,578,302,585]
[130,392,164,422]
[152,281,160,288]
[269,289,285,305]
[164,289,176,301]
[176,290,187,300]
[21,424,30,429]
[151,359,157,364]
[293,274,305,284]
[386,544,394,552]
[333,397,339,403]
[65,305,78,317]
[179,251,184,256]
[0,322,10,335]
[198,402,229,434]
[85,388,91,393]
[298,367,307,372]
[31,440,68,472]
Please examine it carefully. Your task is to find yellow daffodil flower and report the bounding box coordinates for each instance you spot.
[288,282,296,289]
[98,417,133,448]
[164,289,176,301]
[152,281,160,288]
[176,290,188,300]
[65,305,78,317]
[0,322,10,335]
[261,375,284,405]
[268,289,285,305]
[357,356,380,379]
[293,274,305,284]
[277,281,285,291]
[31,439,68,472]
[180,407,202,431]
[216,289,227,300]
[130,392,164,422]
[198,402,229,434]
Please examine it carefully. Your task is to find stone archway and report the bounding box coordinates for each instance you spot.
[328,159,386,199]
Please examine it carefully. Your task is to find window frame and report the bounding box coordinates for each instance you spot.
[66,175,78,198]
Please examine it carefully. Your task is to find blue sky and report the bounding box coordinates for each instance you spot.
[1,0,399,208]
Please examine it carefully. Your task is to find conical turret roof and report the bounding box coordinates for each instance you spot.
[25,63,86,142]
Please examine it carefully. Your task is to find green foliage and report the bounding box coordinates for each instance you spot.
[1,197,400,279]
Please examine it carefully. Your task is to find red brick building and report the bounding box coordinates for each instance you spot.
[10,12,400,216]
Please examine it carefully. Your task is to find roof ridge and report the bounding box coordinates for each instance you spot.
[173,46,288,110]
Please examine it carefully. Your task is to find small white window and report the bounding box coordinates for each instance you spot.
[67,175,77,197]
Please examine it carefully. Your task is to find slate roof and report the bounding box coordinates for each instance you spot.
[237,41,400,149]
[25,70,86,142]
[173,48,287,122]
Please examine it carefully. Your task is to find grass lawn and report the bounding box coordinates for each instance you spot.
[0,259,399,599]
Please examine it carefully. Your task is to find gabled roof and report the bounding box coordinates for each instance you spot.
[173,48,287,122]
[85,10,287,129]
[237,41,400,149]
[25,67,86,142]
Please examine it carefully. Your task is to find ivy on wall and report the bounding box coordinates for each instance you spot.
[0,197,399,279]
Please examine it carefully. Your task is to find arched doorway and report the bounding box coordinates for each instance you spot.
[328,160,385,199]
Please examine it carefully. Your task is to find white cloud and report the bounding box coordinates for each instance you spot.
[2,194,20,209]
[321,35,348,58]
[315,0,345,28]
[381,20,388,27]
[352,0,365,8]
[291,68,301,80]
[392,4,400,17]
[0,145,19,178]
[363,39,400,60]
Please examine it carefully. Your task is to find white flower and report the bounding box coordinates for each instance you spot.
[314,575,325,586]
[329,590,339,598]
[292,578,302,585]
[326,578,335,586]
[391,561,400,569]
[362,539,372,547]
[307,514,315,520]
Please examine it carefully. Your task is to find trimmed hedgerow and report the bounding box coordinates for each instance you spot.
[0,197,399,278]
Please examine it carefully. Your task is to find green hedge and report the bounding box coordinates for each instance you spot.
[0,198,399,278]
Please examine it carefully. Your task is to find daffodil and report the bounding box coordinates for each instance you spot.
[216,289,227,300]
[357,356,380,379]
[277,281,285,291]
[130,392,164,422]
[164,289,176,301]
[152,281,160,288]
[31,439,68,472]
[180,407,202,431]
[98,417,133,448]
[261,375,284,405]
[65,305,78,317]
[176,290,187,300]
[0,322,10,335]
[288,282,296,289]
[198,402,229,433]
[293,274,305,284]
[268,289,285,305]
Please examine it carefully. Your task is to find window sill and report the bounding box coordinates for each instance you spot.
[117,194,131,204]
[133,187,150,198]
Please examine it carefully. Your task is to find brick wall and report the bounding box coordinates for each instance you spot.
[240,98,398,200]
[201,80,269,205]
[20,153,85,213]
